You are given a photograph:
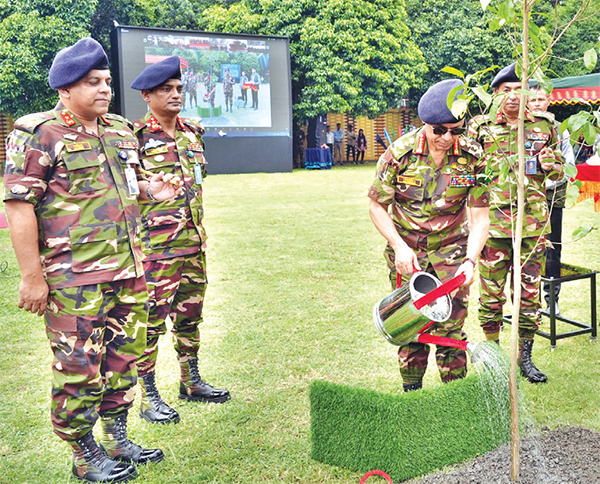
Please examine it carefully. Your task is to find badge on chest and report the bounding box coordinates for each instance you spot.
[65,141,92,152]
[450,174,476,187]
[397,175,422,187]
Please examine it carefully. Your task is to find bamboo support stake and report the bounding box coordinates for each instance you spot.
[510,2,531,480]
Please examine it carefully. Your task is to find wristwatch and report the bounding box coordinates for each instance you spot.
[146,185,158,201]
[465,257,476,267]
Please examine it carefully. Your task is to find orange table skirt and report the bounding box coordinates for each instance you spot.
[575,163,600,212]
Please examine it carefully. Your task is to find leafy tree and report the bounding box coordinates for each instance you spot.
[199,0,428,120]
[542,0,600,77]
[90,0,222,49]
[405,0,515,100]
[0,0,96,117]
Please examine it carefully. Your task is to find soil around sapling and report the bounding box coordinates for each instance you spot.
[405,427,600,484]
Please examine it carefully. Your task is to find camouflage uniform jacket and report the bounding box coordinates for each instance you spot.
[133,112,207,261]
[467,108,563,239]
[368,128,489,255]
[3,107,144,289]
[223,74,234,95]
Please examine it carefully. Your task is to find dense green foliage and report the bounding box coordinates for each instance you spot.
[310,375,511,481]
[405,0,514,99]
[535,0,600,78]
[199,0,428,120]
[0,0,96,117]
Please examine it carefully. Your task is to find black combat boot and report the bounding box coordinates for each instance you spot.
[403,382,423,392]
[179,357,231,403]
[99,413,164,465]
[518,339,548,383]
[71,430,137,483]
[139,373,180,424]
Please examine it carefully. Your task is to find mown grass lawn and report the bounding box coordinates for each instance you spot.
[0,164,598,483]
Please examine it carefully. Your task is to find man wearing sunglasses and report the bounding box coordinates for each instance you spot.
[369,79,490,392]
[468,63,563,384]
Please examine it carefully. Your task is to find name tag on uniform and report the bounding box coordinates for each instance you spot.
[194,164,203,184]
[125,167,140,195]
[65,141,92,152]
[525,157,537,175]
[397,175,422,187]
[450,174,476,187]
[116,140,138,149]
[145,146,169,156]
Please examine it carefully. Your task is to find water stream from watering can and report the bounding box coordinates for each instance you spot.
[471,342,552,483]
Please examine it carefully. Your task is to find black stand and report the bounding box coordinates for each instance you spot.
[502,263,597,348]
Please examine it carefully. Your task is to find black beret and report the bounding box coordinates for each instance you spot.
[48,38,109,89]
[130,56,182,91]
[418,79,465,125]
[491,62,520,88]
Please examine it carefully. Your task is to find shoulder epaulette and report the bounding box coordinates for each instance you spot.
[532,111,555,124]
[388,130,419,160]
[459,136,483,158]
[468,114,492,129]
[182,117,205,135]
[14,111,55,133]
[103,112,134,129]
[131,119,145,135]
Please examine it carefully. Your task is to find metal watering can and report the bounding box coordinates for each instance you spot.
[373,270,480,355]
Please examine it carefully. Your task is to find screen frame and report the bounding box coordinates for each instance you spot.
[110,25,293,174]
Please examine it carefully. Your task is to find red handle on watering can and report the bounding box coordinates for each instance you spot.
[395,264,421,289]
[413,272,466,310]
[417,332,468,351]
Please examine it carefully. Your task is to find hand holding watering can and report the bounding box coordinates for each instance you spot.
[392,242,477,290]
[373,262,481,357]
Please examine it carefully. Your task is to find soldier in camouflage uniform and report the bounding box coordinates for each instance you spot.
[468,63,564,384]
[527,83,575,316]
[223,68,235,112]
[369,80,490,392]
[3,38,182,483]
[130,56,230,425]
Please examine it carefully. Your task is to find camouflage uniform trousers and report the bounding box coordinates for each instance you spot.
[137,251,207,377]
[385,248,469,384]
[478,236,546,340]
[45,277,148,442]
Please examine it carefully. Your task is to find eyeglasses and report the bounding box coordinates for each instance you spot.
[431,125,465,136]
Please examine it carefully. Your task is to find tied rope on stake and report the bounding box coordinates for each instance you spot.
[360,470,393,484]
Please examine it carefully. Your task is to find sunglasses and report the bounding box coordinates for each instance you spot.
[431,125,465,136]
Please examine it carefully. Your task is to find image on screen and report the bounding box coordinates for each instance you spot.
[112,26,291,139]
[144,34,271,128]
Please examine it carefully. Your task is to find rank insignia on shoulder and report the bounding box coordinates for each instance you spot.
[60,110,76,126]
[450,174,476,187]
[397,175,422,187]
[188,142,204,152]
[116,140,138,149]
[65,141,92,152]
[145,146,169,156]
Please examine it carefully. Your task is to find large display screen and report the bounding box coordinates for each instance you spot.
[111,26,292,140]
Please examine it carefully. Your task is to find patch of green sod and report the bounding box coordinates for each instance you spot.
[310,376,510,482]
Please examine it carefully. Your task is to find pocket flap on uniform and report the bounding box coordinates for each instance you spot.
[69,223,118,245]
[63,151,103,171]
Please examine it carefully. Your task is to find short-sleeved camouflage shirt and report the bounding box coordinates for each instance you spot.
[3,107,144,289]
[467,109,563,239]
[133,112,207,261]
[368,128,489,253]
